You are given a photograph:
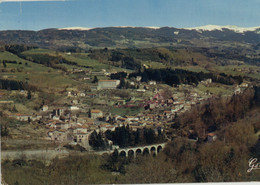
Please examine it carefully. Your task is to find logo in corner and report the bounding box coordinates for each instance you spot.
[247,158,260,173]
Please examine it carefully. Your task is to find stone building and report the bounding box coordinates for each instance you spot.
[98,80,120,90]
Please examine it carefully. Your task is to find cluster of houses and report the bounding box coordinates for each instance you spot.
[4,76,251,150]
[6,81,213,149]
[7,105,105,148]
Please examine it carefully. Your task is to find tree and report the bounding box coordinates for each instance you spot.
[1,125,9,136]
[92,76,98,83]
[89,130,107,150]
[118,78,126,89]
[27,90,32,100]
[121,155,178,183]
[144,128,155,144]
[134,130,140,145]
[3,61,7,68]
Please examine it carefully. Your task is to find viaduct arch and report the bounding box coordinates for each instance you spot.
[100,143,167,158]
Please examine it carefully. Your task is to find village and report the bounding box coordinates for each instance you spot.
[3,69,250,151]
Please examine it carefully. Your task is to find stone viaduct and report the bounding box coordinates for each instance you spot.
[98,142,167,158]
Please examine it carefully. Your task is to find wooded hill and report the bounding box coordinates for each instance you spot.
[1,27,260,50]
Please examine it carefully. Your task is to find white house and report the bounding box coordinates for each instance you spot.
[69,106,80,111]
[42,105,48,112]
[98,80,120,90]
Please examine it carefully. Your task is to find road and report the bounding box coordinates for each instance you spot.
[1,149,69,161]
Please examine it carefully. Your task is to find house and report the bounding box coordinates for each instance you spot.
[116,99,126,105]
[69,106,80,111]
[148,103,157,109]
[163,111,172,119]
[239,82,248,88]
[207,133,217,142]
[125,116,139,122]
[73,132,89,143]
[53,108,64,116]
[31,115,42,121]
[99,123,116,132]
[10,114,31,121]
[136,76,142,82]
[167,99,174,106]
[72,99,79,104]
[117,117,127,123]
[48,129,67,142]
[149,81,157,85]
[171,104,183,112]
[90,109,103,119]
[201,78,212,86]
[52,115,60,121]
[137,89,146,92]
[0,92,5,98]
[74,125,88,134]
[61,122,70,130]
[42,105,48,112]
[98,80,120,90]
[79,92,86,97]
[234,87,241,95]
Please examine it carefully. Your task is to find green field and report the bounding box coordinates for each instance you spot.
[0,51,80,91]
[214,64,260,79]
[196,83,233,95]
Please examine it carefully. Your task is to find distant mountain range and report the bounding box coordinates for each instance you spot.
[59,25,260,33]
[185,25,260,33]
[1,25,260,50]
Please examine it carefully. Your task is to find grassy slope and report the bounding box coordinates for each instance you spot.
[23,49,127,72]
[0,51,80,91]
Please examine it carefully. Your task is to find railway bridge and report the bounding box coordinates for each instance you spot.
[98,142,167,157]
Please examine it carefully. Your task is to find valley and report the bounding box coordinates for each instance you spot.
[1,26,260,184]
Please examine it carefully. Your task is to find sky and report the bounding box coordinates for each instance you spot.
[0,0,260,30]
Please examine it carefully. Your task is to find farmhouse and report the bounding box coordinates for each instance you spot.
[42,105,48,112]
[207,133,217,142]
[90,109,103,119]
[98,80,120,90]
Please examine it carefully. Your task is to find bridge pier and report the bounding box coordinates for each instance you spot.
[101,143,167,158]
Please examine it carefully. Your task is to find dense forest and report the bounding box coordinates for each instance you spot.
[173,86,260,139]
[0,79,37,91]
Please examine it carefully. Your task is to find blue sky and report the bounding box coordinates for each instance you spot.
[0,0,259,30]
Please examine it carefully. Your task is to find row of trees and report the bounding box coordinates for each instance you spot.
[129,68,243,85]
[89,49,142,70]
[4,44,37,55]
[0,79,37,91]
[88,130,108,150]
[105,125,164,148]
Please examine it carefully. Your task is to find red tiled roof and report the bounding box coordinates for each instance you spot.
[91,109,102,113]
[207,133,216,137]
